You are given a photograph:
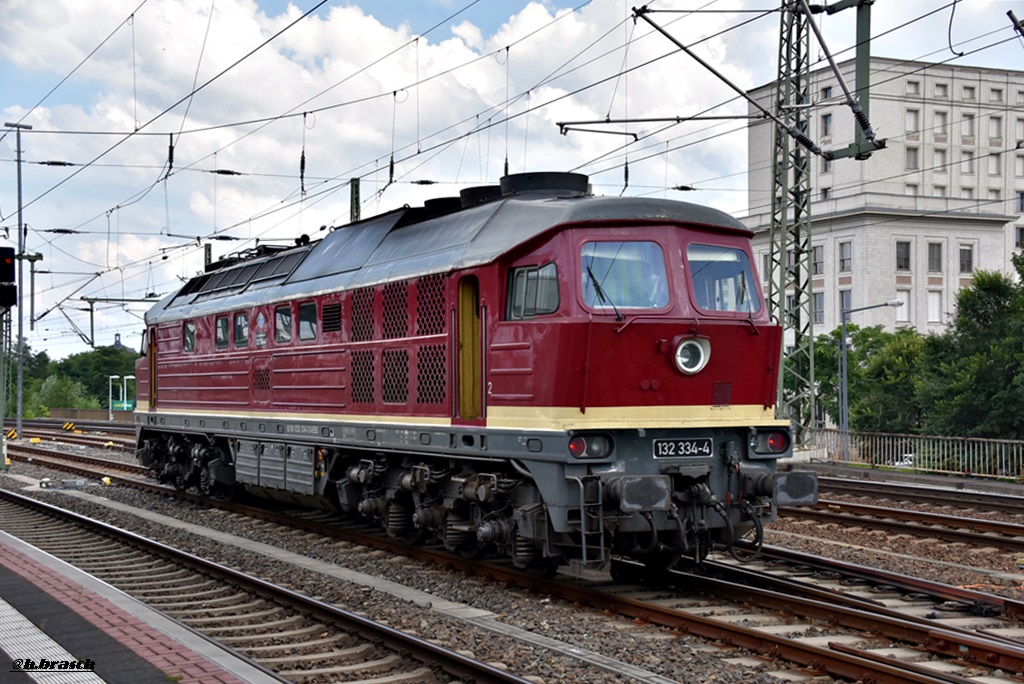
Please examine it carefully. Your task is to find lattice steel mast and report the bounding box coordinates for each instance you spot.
[770,0,883,441]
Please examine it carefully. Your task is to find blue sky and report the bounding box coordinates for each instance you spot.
[1,0,1022,360]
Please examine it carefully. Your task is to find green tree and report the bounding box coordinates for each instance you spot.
[813,323,894,427]
[917,257,1024,439]
[53,345,139,407]
[853,329,924,434]
[36,375,100,412]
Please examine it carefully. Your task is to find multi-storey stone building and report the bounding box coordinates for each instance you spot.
[745,57,1024,335]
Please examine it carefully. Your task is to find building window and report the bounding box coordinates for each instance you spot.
[896,290,911,323]
[934,110,947,135]
[821,157,832,174]
[821,85,833,100]
[1016,226,1024,247]
[959,245,974,273]
[839,241,852,272]
[234,312,249,347]
[989,153,1002,175]
[905,147,919,170]
[905,109,919,134]
[928,291,943,323]
[905,184,919,196]
[813,292,824,324]
[933,185,946,197]
[762,252,771,280]
[785,293,797,326]
[934,148,947,171]
[215,316,229,349]
[962,187,974,199]
[991,87,1004,103]
[1017,190,1024,212]
[928,243,942,272]
[906,80,920,95]
[821,113,833,138]
[935,83,948,98]
[839,289,852,314]
[812,244,824,275]
[962,113,975,138]
[1017,157,1024,177]
[962,150,974,174]
[1018,117,1024,140]
[896,241,911,271]
[963,85,976,100]
[820,186,831,200]
[990,115,1003,141]
[989,188,1001,202]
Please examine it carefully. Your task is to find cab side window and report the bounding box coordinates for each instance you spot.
[234,312,249,347]
[215,316,229,349]
[298,302,317,340]
[275,305,292,343]
[183,321,197,352]
[507,263,559,320]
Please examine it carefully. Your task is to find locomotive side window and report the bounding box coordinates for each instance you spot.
[507,262,559,320]
[298,302,317,340]
[687,244,760,313]
[215,316,229,349]
[183,321,196,352]
[580,241,668,310]
[234,312,249,347]
[275,305,292,343]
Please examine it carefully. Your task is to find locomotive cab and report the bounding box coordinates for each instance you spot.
[485,199,818,572]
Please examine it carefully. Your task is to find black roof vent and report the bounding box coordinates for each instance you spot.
[500,172,589,196]
[423,197,463,215]
[460,184,503,207]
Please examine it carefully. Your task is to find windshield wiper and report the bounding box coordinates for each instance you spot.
[586,265,622,321]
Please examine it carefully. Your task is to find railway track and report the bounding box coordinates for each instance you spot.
[818,476,1024,516]
[0,488,531,684]
[11,438,1024,681]
[784,499,1024,552]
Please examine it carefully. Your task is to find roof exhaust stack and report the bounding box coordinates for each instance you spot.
[499,172,589,196]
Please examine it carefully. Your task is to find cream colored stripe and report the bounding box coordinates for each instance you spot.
[486,405,787,431]
[135,404,785,433]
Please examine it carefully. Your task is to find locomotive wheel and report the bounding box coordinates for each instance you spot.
[523,558,559,578]
[608,558,646,583]
[641,551,679,576]
[457,541,486,560]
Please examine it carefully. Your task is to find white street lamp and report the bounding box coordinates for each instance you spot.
[108,375,120,422]
[839,298,903,461]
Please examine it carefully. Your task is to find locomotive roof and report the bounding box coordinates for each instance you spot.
[146,184,751,324]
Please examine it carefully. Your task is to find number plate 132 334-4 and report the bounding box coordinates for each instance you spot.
[653,438,713,458]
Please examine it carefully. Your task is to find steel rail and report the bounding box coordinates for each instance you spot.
[0,488,533,684]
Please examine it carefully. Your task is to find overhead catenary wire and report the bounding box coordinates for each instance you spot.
[8,0,1017,352]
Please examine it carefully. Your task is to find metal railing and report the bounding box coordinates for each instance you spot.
[800,428,1024,480]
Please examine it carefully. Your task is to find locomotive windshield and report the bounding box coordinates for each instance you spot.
[580,241,668,310]
[687,243,760,313]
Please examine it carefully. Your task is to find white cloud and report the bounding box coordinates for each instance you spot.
[0,0,1017,357]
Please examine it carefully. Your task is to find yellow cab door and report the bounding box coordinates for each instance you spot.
[457,276,482,420]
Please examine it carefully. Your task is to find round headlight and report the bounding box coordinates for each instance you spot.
[674,338,710,374]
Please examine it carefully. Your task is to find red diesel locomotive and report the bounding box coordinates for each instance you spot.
[134,172,817,576]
